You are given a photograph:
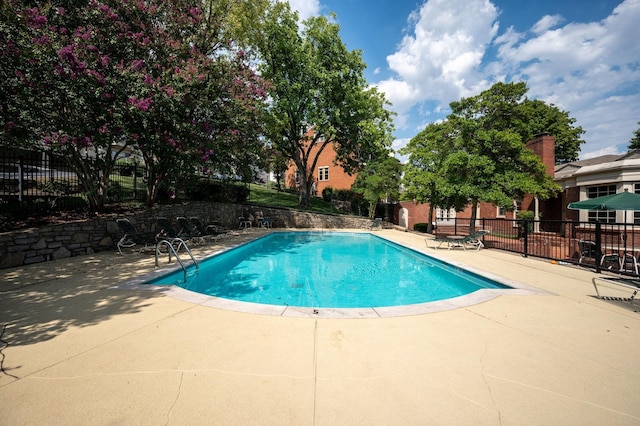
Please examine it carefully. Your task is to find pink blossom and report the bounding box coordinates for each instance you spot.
[88,70,105,85]
[32,35,50,46]
[127,96,153,111]
[131,59,144,70]
[24,9,48,29]
[72,136,92,147]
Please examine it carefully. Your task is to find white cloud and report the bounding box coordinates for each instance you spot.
[376,0,499,116]
[285,0,321,20]
[531,14,564,34]
[379,0,640,159]
[495,0,640,158]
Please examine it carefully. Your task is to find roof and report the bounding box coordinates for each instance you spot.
[554,150,640,180]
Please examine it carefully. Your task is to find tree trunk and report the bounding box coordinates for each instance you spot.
[294,157,311,209]
[469,198,478,233]
[427,204,434,233]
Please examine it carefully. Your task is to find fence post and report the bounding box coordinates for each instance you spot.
[18,156,24,203]
[133,161,138,200]
[595,221,602,273]
[523,219,529,258]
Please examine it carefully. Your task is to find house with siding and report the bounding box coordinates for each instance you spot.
[555,150,640,224]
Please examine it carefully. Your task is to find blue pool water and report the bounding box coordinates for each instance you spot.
[147,232,511,308]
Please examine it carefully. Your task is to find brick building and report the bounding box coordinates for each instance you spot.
[284,129,357,196]
[395,133,559,230]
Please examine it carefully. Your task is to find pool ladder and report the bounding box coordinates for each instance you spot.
[155,238,198,282]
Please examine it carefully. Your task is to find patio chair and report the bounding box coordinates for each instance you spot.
[261,216,272,228]
[238,216,252,230]
[578,240,597,264]
[115,218,157,255]
[620,253,639,275]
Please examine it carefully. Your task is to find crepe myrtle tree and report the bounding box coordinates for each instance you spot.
[2,0,268,210]
[258,3,394,208]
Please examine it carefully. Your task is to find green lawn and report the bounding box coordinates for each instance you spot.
[246,184,336,214]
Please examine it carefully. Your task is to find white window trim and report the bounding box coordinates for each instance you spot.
[318,166,329,181]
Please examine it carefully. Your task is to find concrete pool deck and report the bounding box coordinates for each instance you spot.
[1,228,639,425]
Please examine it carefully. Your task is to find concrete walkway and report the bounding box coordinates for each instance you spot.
[1,229,639,425]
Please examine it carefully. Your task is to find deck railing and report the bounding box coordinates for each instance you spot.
[434,217,640,276]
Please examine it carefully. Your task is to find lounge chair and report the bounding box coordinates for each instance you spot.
[115,218,157,255]
[176,216,205,244]
[155,217,180,240]
[592,276,640,304]
[464,230,489,250]
[425,230,489,251]
[370,217,383,230]
[188,217,233,240]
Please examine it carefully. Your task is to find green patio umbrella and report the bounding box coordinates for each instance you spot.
[568,190,640,211]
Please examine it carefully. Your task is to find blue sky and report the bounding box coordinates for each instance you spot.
[286,0,640,161]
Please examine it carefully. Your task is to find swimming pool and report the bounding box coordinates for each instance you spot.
[146,232,513,310]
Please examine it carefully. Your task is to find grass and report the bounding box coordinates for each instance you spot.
[246,183,337,214]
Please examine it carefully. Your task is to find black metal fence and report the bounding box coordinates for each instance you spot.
[0,147,145,217]
[436,217,640,276]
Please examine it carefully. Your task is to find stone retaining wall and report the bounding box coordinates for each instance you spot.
[0,202,374,269]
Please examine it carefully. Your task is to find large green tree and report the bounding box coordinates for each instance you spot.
[443,82,560,230]
[399,121,467,232]
[258,4,394,208]
[352,156,402,219]
[525,99,585,164]
[628,121,640,150]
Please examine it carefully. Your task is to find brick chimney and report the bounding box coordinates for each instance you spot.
[526,132,556,175]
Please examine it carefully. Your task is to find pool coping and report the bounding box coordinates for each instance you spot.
[113,231,549,318]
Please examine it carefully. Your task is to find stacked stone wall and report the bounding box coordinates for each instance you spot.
[0,202,374,269]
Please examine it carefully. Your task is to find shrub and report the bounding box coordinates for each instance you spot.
[321,187,334,202]
[516,210,536,220]
[413,223,429,233]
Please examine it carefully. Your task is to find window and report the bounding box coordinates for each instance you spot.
[587,185,616,223]
[318,166,329,181]
[436,207,455,221]
[294,170,300,184]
